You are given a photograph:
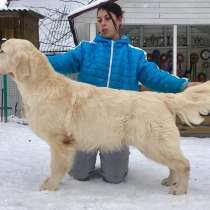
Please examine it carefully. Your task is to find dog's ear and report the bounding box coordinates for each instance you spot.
[14,51,31,82]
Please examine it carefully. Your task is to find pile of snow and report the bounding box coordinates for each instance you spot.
[0,120,210,210]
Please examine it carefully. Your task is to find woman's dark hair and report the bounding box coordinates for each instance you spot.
[97,1,123,31]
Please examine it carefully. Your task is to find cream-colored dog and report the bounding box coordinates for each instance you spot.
[1,39,210,195]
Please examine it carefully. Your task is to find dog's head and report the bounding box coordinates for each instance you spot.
[0,39,48,83]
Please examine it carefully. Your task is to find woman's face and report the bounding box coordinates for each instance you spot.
[97,9,122,40]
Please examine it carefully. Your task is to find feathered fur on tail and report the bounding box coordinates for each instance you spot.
[162,81,210,126]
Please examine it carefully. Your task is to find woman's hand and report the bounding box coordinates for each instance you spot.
[187,82,202,88]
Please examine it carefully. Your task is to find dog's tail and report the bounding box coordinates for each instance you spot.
[163,81,210,126]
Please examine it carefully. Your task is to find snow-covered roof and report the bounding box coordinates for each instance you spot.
[69,0,118,18]
[0,7,44,18]
[0,0,8,9]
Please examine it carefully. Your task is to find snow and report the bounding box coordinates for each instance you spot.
[0,118,210,210]
[0,0,7,9]
[2,7,29,10]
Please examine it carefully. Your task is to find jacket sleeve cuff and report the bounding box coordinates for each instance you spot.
[180,79,189,91]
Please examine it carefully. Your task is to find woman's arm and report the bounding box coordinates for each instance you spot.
[137,53,189,93]
[48,42,83,75]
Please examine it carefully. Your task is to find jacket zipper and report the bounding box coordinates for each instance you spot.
[107,40,114,87]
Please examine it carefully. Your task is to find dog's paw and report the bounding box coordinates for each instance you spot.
[161,177,176,187]
[168,185,187,195]
[40,177,58,191]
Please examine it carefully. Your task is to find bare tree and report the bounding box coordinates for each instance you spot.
[27,0,96,53]
[60,0,97,5]
[8,0,98,53]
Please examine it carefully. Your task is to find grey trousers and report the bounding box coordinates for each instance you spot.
[70,146,130,184]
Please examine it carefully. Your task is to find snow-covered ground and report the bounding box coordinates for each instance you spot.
[0,119,210,210]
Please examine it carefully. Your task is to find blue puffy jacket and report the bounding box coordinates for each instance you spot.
[48,34,188,93]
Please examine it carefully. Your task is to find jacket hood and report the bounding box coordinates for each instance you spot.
[94,34,130,44]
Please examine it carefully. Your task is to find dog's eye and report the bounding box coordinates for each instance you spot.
[0,49,4,53]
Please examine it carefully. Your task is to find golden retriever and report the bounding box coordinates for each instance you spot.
[0,39,210,195]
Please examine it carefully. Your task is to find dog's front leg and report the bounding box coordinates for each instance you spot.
[40,144,75,191]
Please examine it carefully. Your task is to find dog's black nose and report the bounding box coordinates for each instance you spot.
[0,49,4,53]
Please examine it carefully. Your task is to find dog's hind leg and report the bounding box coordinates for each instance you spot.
[136,136,190,195]
[40,141,76,191]
[161,168,176,186]
[157,150,190,195]
[166,156,190,195]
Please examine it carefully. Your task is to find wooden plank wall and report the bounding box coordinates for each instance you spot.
[0,18,15,39]
[74,0,210,25]
[22,14,40,47]
[120,0,210,25]
[177,116,210,137]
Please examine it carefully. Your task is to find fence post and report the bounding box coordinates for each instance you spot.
[3,75,8,122]
[1,38,8,122]
[1,88,3,121]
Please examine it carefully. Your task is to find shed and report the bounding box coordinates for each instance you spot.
[0,7,44,47]
[68,0,210,137]
[0,7,44,119]
[68,0,210,75]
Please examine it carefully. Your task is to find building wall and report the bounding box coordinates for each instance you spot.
[1,17,17,39]
[120,0,210,25]
[75,23,90,41]
[73,0,210,25]
[22,14,40,47]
